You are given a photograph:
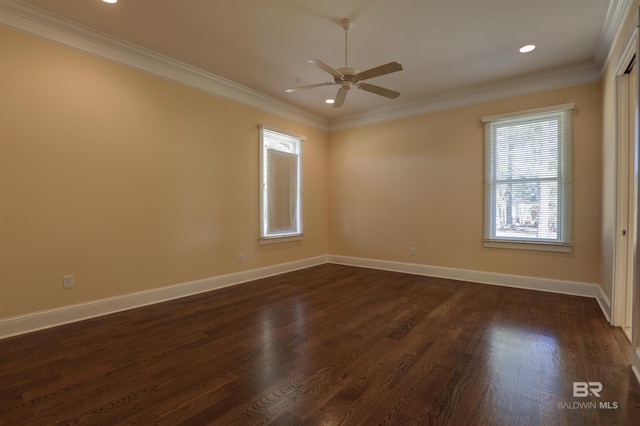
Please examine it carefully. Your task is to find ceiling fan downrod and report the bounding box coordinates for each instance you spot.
[341,19,353,68]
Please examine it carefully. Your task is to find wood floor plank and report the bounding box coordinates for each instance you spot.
[1,264,640,425]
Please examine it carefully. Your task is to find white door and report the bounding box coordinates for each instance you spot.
[614,50,636,341]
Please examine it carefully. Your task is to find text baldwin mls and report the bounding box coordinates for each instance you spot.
[557,382,619,410]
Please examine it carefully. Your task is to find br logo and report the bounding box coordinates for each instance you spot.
[573,382,602,398]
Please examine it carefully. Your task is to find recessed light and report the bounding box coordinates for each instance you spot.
[325,99,335,104]
[519,44,536,53]
[103,0,117,3]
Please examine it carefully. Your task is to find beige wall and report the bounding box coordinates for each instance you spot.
[329,83,603,284]
[0,22,609,322]
[0,27,329,318]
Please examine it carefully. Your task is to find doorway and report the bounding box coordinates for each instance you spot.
[614,35,637,341]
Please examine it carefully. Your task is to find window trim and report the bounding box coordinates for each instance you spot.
[258,125,305,244]
[482,103,574,252]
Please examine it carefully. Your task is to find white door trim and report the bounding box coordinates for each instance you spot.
[613,28,638,331]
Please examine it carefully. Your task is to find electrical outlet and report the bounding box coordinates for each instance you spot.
[63,275,74,289]
[237,253,244,263]
[410,247,416,256]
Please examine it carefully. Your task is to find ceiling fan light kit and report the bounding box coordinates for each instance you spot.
[286,18,403,107]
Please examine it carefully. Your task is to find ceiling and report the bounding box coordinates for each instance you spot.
[7,0,628,124]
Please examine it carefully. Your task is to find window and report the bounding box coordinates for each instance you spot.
[482,104,573,252]
[259,125,304,243]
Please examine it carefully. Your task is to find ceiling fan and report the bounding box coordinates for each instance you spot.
[286,19,403,107]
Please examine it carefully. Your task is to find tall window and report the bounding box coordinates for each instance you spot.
[482,104,573,251]
[259,125,304,243]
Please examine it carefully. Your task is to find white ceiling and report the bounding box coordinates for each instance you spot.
[6,0,629,125]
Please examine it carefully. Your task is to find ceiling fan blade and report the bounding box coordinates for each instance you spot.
[358,82,400,99]
[285,82,335,93]
[333,87,348,107]
[308,59,343,78]
[357,61,403,81]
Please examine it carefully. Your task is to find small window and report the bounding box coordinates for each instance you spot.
[259,125,304,243]
[482,104,573,252]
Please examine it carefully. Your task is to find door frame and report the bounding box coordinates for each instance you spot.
[613,27,638,334]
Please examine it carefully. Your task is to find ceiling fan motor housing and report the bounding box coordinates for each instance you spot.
[336,67,361,87]
[341,19,354,30]
[338,67,360,78]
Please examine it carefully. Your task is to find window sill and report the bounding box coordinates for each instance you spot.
[483,239,572,253]
[259,235,303,245]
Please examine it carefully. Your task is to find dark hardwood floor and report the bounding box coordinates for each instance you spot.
[1,264,640,425]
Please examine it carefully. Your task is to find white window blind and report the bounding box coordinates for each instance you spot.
[483,104,573,250]
[259,126,304,242]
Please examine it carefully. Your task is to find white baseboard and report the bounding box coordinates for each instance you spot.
[329,254,605,301]
[0,255,328,339]
[632,348,640,386]
[0,254,613,340]
[596,285,612,324]
[632,366,640,387]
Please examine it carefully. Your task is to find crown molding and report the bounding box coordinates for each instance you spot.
[0,0,618,133]
[328,62,602,131]
[0,0,329,131]
[331,0,630,131]
[595,0,635,68]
